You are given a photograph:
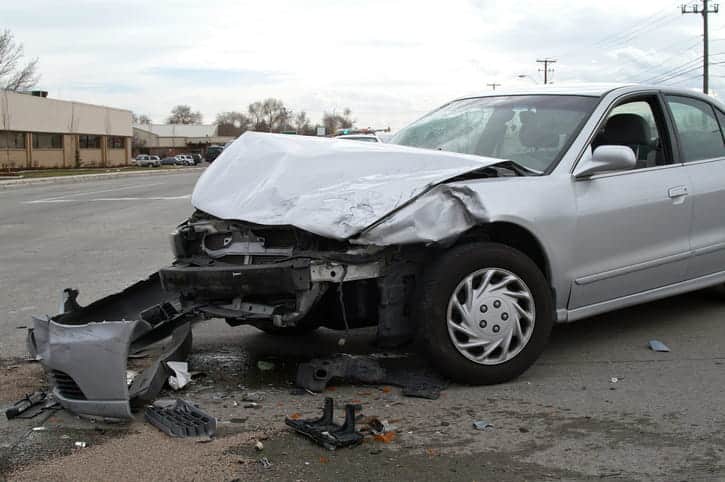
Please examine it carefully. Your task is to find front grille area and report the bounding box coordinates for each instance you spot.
[51,370,87,400]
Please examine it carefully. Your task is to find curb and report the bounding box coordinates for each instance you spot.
[0,167,205,189]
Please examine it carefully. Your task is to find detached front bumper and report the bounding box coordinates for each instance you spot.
[28,273,195,420]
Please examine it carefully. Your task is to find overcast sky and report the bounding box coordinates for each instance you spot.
[4,0,725,129]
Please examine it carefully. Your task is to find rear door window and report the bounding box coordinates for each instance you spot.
[665,95,725,162]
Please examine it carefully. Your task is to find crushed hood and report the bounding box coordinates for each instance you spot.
[192,132,499,240]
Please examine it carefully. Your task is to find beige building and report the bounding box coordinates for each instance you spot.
[0,90,132,169]
[133,124,234,158]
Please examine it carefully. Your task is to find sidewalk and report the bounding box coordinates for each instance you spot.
[0,166,205,189]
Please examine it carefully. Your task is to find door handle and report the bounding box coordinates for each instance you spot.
[668,186,689,198]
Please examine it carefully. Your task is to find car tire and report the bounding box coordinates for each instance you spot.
[418,241,554,385]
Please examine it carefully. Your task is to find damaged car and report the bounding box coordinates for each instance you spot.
[30,85,725,419]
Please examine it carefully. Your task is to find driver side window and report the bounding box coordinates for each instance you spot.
[592,98,668,169]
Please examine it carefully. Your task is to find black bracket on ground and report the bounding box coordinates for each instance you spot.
[5,390,53,420]
[145,399,217,437]
[285,397,363,450]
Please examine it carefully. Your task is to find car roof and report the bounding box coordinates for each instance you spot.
[454,83,721,104]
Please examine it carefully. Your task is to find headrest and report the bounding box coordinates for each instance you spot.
[600,113,650,146]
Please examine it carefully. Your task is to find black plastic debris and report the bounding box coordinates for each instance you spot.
[145,399,217,438]
[5,390,57,420]
[295,354,447,399]
[285,397,363,450]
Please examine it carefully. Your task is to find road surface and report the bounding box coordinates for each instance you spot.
[1,171,725,480]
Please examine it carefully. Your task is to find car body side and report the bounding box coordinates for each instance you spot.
[437,85,725,323]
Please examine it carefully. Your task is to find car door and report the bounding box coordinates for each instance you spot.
[665,94,725,280]
[568,94,692,309]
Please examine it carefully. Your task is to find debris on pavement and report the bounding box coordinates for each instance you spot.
[648,340,671,352]
[5,390,53,420]
[473,420,494,430]
[167,361,191,390]
[295,354,447,399]
[242,391,265,402]
[255,440,264,451]
[145,399,217,438]
[285,397,364,450]
[610,377,620,383]
[257,361,275,371]
[372,431,396,443]
[74,441,88,448]
[27,275,197,420]
[259,457,272,469]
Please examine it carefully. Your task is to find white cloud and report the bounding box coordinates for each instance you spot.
[5,0,724,129]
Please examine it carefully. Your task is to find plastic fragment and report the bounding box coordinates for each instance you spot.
[259,457,272,469]
[472,420,493,430]
[648,340,671,352]
[255,441,264,451]
[167,361,191,390]
[145,399,217,438]
[373,431,396,443]
[74,441,87,448]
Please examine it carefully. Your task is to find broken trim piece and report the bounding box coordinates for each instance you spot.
[285,397,363,450]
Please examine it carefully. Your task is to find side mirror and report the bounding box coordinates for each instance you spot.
[574,145,637,178]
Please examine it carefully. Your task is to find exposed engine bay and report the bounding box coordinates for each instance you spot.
[161,210,423,343]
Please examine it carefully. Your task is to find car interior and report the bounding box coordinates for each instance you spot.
[592,98,668,169]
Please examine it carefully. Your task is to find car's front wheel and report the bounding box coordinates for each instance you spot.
[419,242,554,385]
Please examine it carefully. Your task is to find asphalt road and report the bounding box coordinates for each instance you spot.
[1,171,725,480]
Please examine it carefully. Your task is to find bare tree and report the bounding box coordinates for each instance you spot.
[167,105,203,124]
[216,111,250,136]
[133,112,152,125]
[322,108,354,134]
[293,110,313,135]
[0,29,39,91]
[261,98,289,132]
[247,101,266,131]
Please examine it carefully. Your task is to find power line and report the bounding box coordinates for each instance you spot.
[486,82,501,91]
[536,58,556,84]
[682,0,720,93]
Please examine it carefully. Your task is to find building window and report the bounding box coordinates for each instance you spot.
[107,136,125,149]
[79,135,101,149]
[0,131,25,149]
[32,133,63,149]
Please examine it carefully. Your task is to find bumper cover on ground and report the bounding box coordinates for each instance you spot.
[28,273,196,420]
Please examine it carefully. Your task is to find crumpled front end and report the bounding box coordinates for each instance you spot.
[160,213,396,335]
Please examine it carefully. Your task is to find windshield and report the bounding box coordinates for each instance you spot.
[390,95,598,172]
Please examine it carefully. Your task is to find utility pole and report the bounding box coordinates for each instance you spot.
[486,82,501,91]
[536,58,557,84]
[682,0,719,94]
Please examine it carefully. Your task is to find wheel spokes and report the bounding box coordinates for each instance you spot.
[447,267,536,366]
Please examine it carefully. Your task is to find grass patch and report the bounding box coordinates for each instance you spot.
[4,166,185,179]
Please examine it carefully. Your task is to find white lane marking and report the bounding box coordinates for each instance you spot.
[25,182,166,203]
[25,194,192,203]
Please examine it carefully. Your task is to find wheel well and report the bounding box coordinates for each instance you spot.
[456,222,551,280]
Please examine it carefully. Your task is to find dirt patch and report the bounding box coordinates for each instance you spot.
[0,361,45,401]
[7,424,266,482]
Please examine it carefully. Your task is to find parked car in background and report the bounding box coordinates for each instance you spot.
[336,133,381,143]
[134,154,160,167]
[192,153,203,164]
[161,156,177,166]
[206,145,224,162]
[180,154,195,166]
